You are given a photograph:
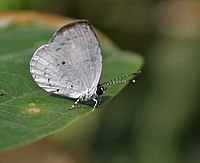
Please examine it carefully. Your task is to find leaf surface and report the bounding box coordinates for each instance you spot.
[0,23,143,151]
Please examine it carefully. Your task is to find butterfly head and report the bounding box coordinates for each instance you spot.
[96,70,141,96]
[96,84,107,96]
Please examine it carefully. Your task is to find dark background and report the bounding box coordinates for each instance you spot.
[0,1,200,163]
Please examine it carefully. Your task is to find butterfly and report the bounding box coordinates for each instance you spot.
[30,20,140,110]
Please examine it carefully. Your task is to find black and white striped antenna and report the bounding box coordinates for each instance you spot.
[101,70,141,87]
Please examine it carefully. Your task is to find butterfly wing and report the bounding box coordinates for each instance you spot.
[30,20,102,99]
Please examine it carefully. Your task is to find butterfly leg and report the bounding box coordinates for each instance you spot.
[92,98,99,111]
[92,98,101,111]
[70,98,80,109]
[97,97,101,107]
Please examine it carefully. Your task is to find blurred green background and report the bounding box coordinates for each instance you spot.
[0,0,200,163]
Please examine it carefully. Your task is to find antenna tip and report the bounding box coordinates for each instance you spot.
[132,79,136,83]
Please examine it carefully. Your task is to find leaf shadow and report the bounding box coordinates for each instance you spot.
[50,93,111,108]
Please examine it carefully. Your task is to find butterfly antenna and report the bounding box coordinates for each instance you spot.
[101,70,141,86]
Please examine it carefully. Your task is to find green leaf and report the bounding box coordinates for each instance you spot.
[0,23,143,152]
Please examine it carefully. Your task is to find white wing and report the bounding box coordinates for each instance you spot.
[30,20,102,99]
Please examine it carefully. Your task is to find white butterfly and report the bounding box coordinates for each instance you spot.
[30,20,140,110]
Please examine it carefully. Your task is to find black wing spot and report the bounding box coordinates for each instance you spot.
[48,78,50,82]
[60,42,66,46]
[56,48,61,52]
[56,89,60,92]
[0,93,4,96]
[71,85,73,88]
[62,61,65,65]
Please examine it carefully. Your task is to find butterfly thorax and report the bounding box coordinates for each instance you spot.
[79,84,106,101]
